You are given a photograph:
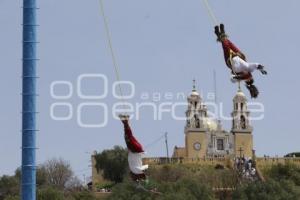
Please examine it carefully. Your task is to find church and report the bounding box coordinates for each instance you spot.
[172,83,253,159]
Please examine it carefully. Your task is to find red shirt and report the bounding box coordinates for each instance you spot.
[123,121,144,153]
[221,39,245,68]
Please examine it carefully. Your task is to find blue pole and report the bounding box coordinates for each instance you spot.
[22,0,38,199]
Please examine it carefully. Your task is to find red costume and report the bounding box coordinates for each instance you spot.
[120,116,148,181]
[214,24,267,98]
[123,120,144,153]
[221,39,246,68]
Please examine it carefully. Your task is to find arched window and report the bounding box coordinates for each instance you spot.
[217,139,224,150]
[240,115,246,129]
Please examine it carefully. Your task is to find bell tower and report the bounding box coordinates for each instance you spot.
[185,80,208,159]
[185,80,208,130]
[231,87,253,158]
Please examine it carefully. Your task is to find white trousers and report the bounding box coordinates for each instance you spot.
[231,56,259,74]
[128,151,149,175]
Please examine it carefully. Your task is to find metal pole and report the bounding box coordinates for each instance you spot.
[213,69,217,105]
[22,0,38,199]
[165,132,169,162]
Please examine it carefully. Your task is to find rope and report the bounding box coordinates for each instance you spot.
[202,0,218,25]
[98,0,126,109]
[145,134,165,149]
[201,1,243,87]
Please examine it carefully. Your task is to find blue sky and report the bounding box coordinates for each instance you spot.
[1,0,299,180]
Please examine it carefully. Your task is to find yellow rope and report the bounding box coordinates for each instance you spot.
[202,0,218,25]
[98,0,127,110]
[202,0,242,87]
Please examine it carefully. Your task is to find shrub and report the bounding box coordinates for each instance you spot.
[37,187,64,200]
[232,180,300,200]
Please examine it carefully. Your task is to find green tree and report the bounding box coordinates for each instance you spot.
[232,180,300,200]
[0,175,19,199]
[3,196,19,200]
[37,187,64,200]
[108,177,215,200]
[157,178,214,200]
[149,165,191,183]
[71,190,97,200]
[0,158,81,200]
[36,166,48,186]
[107,180,157,200]
[267,163,300,186]
[94,146,128,183]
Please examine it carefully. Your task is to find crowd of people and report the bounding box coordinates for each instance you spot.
[234,157,257,181]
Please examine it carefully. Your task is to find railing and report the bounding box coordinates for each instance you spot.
[143,157,230,165]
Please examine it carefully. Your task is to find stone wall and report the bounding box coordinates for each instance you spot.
[143,157,232,167]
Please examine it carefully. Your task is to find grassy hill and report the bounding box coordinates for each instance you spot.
[104,163,300,200]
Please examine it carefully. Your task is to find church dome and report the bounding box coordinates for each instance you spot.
[233,89,247,102]
[190,90,200,97]
[203,118,218,131]
[189,79,200,97]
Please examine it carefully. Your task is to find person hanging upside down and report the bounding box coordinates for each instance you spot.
[119,114,149,182]
[214,23,267,98]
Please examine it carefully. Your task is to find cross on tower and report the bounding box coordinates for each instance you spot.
[192,79,196,91]
[238,81,241,91]
[238,147,244,158]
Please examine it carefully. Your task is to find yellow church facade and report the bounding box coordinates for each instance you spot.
[173,84,253,159]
